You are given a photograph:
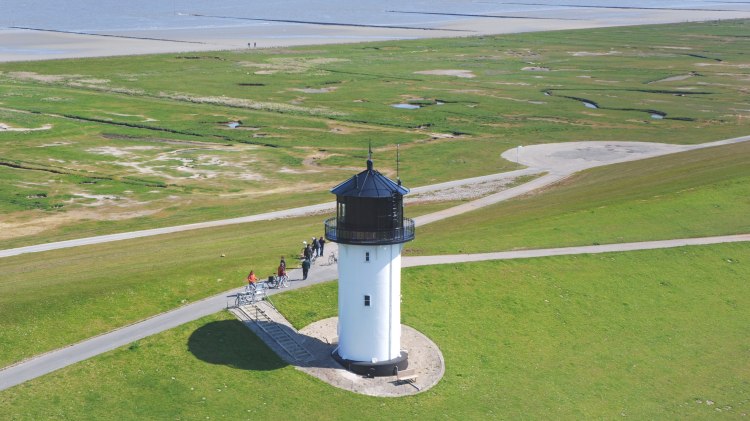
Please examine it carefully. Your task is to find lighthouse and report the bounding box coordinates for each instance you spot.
[324,154,415,376]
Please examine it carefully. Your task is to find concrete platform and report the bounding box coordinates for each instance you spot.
[298,317,445,397]
[232,302,444,397]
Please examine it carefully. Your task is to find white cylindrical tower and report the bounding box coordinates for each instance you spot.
[324,158,415,376]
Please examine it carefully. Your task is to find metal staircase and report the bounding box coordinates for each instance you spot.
[232,302,315,364]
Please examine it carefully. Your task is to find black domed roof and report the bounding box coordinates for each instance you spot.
[330,159,409,198]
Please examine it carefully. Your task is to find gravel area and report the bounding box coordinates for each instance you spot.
[407,178,521,203]
[297,317,445,397]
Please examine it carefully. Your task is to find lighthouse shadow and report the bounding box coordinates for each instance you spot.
[187,320,288,371]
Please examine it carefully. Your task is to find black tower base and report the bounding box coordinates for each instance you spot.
[332,349,409,377]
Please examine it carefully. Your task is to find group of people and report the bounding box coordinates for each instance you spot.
[246,235,326,287]
[301,236,325,280]
[302,236,326,260]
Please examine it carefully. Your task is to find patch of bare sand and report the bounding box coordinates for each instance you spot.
[522,66,550,71]
[656,46,693,50]
[407,177,524,203]
[414,69,476,78]
[292,86,338,94]
[105,112,158,122]
[3,71,73,83]
[87,145,266,182]
[0,122,52,131]
[569,50,620,56]
[240,57,349,75]
[327,123,360,134]
[649,72,698,83]
[157,91,345,117]
[0,205,161,241]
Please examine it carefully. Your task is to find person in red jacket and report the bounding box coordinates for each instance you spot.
[278,256,287,277]
[247,270,258,286]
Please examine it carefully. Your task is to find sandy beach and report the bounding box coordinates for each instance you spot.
[3,5,750,62]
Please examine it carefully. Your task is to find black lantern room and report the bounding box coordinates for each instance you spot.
[324,158,415,245]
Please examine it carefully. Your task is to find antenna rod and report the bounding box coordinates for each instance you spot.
[396,144,401,185]
[396,144,400,178]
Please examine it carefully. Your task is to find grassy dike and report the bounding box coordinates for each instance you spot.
[407,141,750,255]
[1,244,748,419]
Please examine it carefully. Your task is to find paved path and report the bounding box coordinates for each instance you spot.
[403,234,750,267]
[0,170,540,259]
[2,135,749,391]
[0,252,338,392]
[2,234,748,391]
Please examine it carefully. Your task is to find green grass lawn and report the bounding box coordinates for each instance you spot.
[2,243,747,419]
[408,141,750,255]
[0,200,456,368]
[1,19,749,247]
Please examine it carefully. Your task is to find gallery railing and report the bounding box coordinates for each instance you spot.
[324,217,415,245]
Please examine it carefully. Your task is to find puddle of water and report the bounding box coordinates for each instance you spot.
[392,103,421,109]
[227,122,241,128]
[583,101,598,109]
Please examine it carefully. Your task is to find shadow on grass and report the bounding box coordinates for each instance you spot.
[187,320,288,371]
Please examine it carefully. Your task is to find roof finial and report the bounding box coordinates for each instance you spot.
[367,140,373,170]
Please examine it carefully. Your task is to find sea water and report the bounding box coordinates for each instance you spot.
[3,0,745,33]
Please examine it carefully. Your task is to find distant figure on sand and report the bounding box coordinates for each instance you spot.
[302,258,311,280]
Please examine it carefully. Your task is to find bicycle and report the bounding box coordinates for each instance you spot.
[277,273,289,288]
[266,274,289,289]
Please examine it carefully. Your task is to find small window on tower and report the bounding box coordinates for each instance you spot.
[365,252,370,262]
[364,295,371,307]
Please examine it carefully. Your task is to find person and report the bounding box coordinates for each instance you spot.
[301,258,311,280]
[312,237,320,257]
[304,243,312,261]
[247,270,257,288]
[278,256,287,278]
[318,236,325,256]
